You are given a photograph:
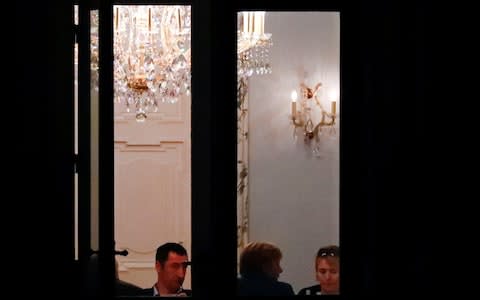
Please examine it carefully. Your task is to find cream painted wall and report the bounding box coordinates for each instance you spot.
[114,94,191,290]
[247,12,340,293]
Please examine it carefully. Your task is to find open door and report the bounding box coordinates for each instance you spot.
[76,1,194,297]
[76,0,115,297]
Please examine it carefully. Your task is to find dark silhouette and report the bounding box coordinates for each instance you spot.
[237,241,294,296]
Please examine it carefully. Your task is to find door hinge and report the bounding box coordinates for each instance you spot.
[74,154,79,174]
[73,24,79,44]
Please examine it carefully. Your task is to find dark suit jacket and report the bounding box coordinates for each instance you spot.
[116,279,143,296]
[138,286,192,297]
[237,273,295,296]
[297,284,322,296]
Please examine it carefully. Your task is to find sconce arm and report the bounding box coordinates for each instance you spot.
[312,111,336,136]
[292,115,304,127]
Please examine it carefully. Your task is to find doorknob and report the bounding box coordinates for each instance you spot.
[114,249,129,256]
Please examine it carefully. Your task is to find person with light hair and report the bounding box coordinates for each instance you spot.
[237,241,294,296]
[298,245,340,295]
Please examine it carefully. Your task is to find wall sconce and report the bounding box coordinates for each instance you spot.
[290,82,337,142]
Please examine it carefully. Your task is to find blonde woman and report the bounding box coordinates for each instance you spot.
[298,245,340,295]
[237,241,294,296]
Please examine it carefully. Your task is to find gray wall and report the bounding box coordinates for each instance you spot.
[247,12,340,293]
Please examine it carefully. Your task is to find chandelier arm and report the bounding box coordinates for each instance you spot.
[292,115,304,127]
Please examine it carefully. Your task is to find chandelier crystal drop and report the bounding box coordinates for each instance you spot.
[237,12,273,77]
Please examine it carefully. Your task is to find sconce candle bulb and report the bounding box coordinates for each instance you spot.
[328,90,337,115]
[291,90,297,116]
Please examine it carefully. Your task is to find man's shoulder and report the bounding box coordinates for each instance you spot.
[138,287,154,296]
[116,279,143,296]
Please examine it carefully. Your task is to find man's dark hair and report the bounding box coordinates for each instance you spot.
[155,242,188,266]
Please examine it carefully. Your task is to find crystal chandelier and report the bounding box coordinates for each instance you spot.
[237,12,272,77]
[91,5,191,122]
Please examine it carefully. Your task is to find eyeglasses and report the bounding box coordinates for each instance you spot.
[318,249,339,257]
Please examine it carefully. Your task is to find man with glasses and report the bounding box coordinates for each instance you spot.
[298,245,340,295]
[139,242,192,297]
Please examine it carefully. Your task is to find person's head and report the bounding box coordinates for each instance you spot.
[315,245,340,295]
[155,242,189,294]
[239,241,283,280]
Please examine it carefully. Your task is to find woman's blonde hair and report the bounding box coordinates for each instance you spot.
[239,241,282,276]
